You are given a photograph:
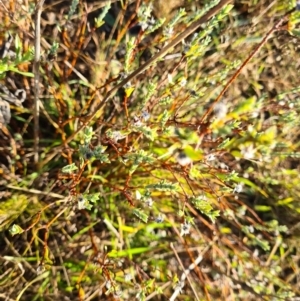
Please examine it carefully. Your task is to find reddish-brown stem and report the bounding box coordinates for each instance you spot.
[199,10,294,124]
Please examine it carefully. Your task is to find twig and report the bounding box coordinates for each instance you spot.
[169,242,214,301]
[0,0,9,14]
[6,184,65,199]
[33,0,45,167]
[40,0,233,168]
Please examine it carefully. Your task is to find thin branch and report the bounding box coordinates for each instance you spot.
[199,7,295,124]
[33,0,45,167]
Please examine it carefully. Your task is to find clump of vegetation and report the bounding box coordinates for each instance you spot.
[1,0,300,300]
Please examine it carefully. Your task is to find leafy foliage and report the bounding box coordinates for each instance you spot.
[1,1,300,300]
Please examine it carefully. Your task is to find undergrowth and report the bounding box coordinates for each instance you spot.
[1,0,300,300]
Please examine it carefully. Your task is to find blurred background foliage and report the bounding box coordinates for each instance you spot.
[1,0,300,300]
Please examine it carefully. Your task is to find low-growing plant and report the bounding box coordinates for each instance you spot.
[1,0,300,300]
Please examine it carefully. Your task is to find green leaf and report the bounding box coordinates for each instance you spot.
[9,224,24,236]
[160,110,170,128]
[8,67,34,77]
[83,126,94,143]
[190,196,219,223]
[231,97,256,115]
[14,34,22,56]
[129,163,139,175]
[183,145,204,160]
[133,124,157,141]
[217,138,231,149]
[254,205,272,212]
[62,163,78,173]
[96,153,110,164]
[94,0,111,27]
[108,247,152,257]
[257,125,277,144]
[223,4,234,14]
[252,236,270,251]
[147,180,179,192]
[133,208,149,223]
